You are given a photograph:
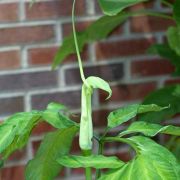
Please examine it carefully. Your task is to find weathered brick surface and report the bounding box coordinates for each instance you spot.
[62,21,92,37]
[26,0,86,20]
[65,63,124,85]
[28,45,89,66]
[131,59,174,77]
[96,38,156,60]
[130,16,175,33]
[100,82,157,103]
[0,25,54,46]
[0,50,20,70]
[0,71,57,92]
[31,90,81,110]
[0,96,24,116]
[0,3,18,22]
[0,0,179,179]
[1,165,25,180]
[28,46,58,66]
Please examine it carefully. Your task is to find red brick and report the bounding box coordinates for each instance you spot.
[165,79,180,85]
[32,140,41,155]
[70,136,80,153]
[65,63,124,85]
[96,38,155,60]
[131,59,174,77]
[0,25,54,46]
[129,1,154,11]
[62,21,92,37]
[0,71,57,93]
[32,121,55,135]
[0,96,24,116]
[130,16,175,33]
[105,151,132,162]
[28,47,58,66]
[1,165,25,180]
[0,50,20,70]
[26,0,86,20]
[28,45,88,66]
[7,148,26,162]
[100,82,157,103]
[31,90,81,110]
[0,3,18,22]
[92,109,110,127]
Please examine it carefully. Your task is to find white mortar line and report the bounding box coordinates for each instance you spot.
[19,0,26,21]
[86,0,95,15]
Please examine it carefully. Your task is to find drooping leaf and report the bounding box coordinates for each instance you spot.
[0,111,41,157]
[52,12,129,69]
[98,0,147,16]
[99,136,180,180]
[139,85,180,123]
[119,121,180,137]
[86,76,112,99]
[57,155,124,169]
[173,0,180,25]
[25,126,78,180]
[147,43,180,76]
[167,26,180,56]
[107,104,168,128]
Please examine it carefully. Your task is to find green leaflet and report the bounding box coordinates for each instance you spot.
[86,76,112,99]
[25,126,78,180]
[0,102,77,161]
[139,85,180,123]
[100,136,180,180]
[107,104,167,128]
[46,102,67,111]
[57,155,124,169]
[43,102,78,129]
[52,12,128,69]
[167,26,180,56]
[147,43,180,76]
[173,0,180,25]
[98,0,147,16]
[0,112,41,156]
[119,121,180,137]
[42,110,77,129]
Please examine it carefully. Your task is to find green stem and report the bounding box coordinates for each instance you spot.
[72,0,88,86]
[82,150,92,180]
[95,142,104,179]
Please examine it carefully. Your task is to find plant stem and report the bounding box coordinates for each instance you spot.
[82,150,92,180]
[95,142,104,179]
[72,0,88,87]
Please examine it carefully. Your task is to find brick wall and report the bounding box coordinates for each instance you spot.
[0,0,179,179]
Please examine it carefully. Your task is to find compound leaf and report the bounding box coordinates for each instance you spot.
[25,126,78,180]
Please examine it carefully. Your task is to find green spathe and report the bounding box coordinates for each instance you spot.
[79,76,111,150]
